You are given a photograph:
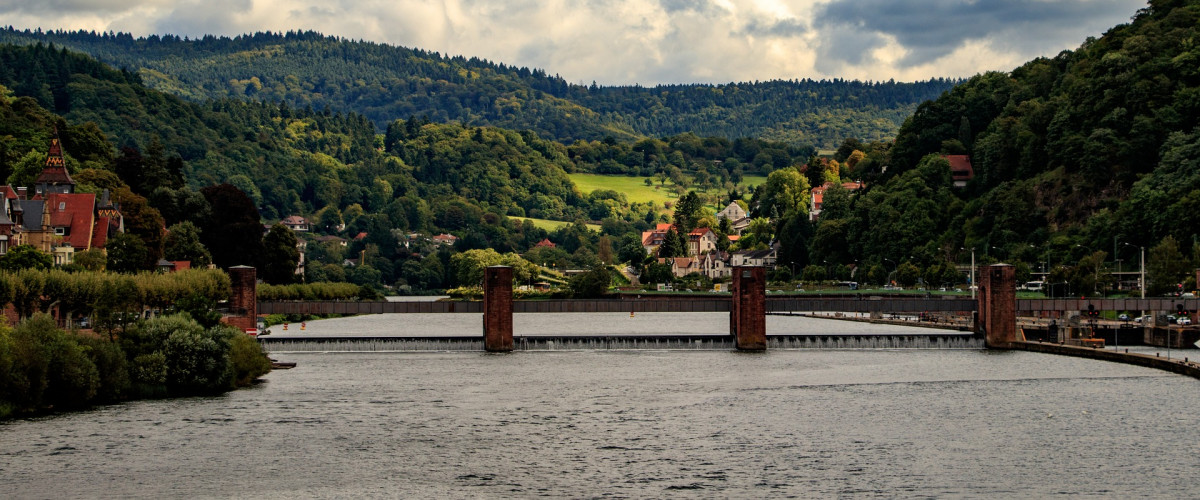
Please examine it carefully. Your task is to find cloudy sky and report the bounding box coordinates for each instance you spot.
[2,0,1146,85]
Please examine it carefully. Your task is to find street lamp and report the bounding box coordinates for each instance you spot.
[960,247,976,299]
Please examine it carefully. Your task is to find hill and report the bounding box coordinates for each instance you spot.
[0,29,956,148]
[810,0,1200,296]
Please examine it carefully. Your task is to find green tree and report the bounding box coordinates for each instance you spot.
[0,245,52,271]
[672,191,705,234]
[759,167,811,219]
[896,262,921,288]
[72,248,107,271]
[105,232,149,273]
[569,265,612,298]
[162,221,212,268]
[1148,235,1190,296]
[261,223,300,285]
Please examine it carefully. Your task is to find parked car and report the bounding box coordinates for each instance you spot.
[1167,315,1178,324]
[1117,314,1131,322]
[1178,317,1192,325]
[1135,315,1152,323]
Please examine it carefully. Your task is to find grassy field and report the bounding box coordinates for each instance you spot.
[569,173,769,207]
[516,217,601,231]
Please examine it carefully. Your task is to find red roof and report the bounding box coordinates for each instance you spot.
[46,193,96,250]
[943,155,974,181]
[534,238,556,248]
[90,216,112,249]
[282,215,307,225]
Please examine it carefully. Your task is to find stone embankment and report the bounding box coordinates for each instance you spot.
[1008,341,1200,380]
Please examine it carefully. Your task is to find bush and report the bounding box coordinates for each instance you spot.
[156,316,232,394]
[228,327,271,387]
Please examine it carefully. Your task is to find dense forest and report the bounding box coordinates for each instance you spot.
[0,42,822,294]
[809,0,1200,295]
[0,28,956,148]
[2,0,1200,300]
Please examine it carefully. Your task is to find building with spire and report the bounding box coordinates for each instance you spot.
[0,131,122,263]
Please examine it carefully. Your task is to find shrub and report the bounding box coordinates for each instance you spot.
[227,327,271,387]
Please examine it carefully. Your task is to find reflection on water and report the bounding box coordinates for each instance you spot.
[3,349,1199,498]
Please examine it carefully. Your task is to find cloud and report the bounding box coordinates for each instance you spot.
[0,0,1148,85]
[814,0,1145,67]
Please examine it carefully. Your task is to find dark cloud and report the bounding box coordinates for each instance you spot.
[659,0,719,14]
[0,0,149,15]
[740,18,808,38]
[815,31,887,74]
[815,0,1144,66]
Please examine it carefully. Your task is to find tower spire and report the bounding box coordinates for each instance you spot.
[35,127,75,196]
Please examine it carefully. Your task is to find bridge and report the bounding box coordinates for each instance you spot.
[224,265,1200,359]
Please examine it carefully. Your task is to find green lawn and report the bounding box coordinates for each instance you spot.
[569,173,768,207]
[516,217,600,231]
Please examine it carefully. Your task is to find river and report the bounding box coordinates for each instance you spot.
[3,314,1199,498]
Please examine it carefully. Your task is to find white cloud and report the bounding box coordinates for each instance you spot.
[0,0,1147,85]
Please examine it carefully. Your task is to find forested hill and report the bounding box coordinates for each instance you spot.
[0,28,955,148]
[828,0,1200,272]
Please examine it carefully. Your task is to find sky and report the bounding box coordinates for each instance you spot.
[1,0,1147,86]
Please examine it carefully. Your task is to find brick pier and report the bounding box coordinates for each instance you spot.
[730,266,766,351]
[483,266,514,352]
[978,264,1016,347]
[224,265,258,334]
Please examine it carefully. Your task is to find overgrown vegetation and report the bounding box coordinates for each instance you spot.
[0,313,271,419]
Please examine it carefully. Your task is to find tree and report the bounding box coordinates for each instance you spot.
[261,223,300,285]
[617,233,647,265]
[896,262,921,288]
[569,265,611,298]
[72,248,107,271]
[672,191,705,233]
[758,167,810,219]
[1148,235,1190,296]
[162,221,212,268]
[106,232,149,273]
[0,245,52,271]
[199,184,264,269]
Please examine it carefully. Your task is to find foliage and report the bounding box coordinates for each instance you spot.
[568,266,612,298]
[261,223,300,285]
[257,282,364,301]
[0,30,955,148]
[162,221,212,268]
[0,309,265,419]
[0,245,52,271]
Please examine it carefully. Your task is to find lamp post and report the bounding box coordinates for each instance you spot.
[883,258,896,288]
[959,248,976,299]
[1121,243,1145,299]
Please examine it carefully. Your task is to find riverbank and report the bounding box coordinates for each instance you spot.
[1007,340,1200,380]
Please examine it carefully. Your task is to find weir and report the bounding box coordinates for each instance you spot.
[238,265,1195,355]
[260,333,983,352]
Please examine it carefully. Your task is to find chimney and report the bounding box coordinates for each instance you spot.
[16,187,26,199]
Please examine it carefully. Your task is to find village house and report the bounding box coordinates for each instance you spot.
[0,135,123,263]
[432,233,458,246]
[687,227,719,257]
[942,155,975,188]
[281,215,310,232]
[730,248,777,268]
[809,181,864,221]
[534,238,556,249]
[640,223,675,255]
[716,201,751,234]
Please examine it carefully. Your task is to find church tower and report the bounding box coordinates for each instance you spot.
[35,130,76,197]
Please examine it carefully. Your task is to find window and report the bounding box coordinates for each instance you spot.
[58,202,66,211]
[54,227,65,236]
